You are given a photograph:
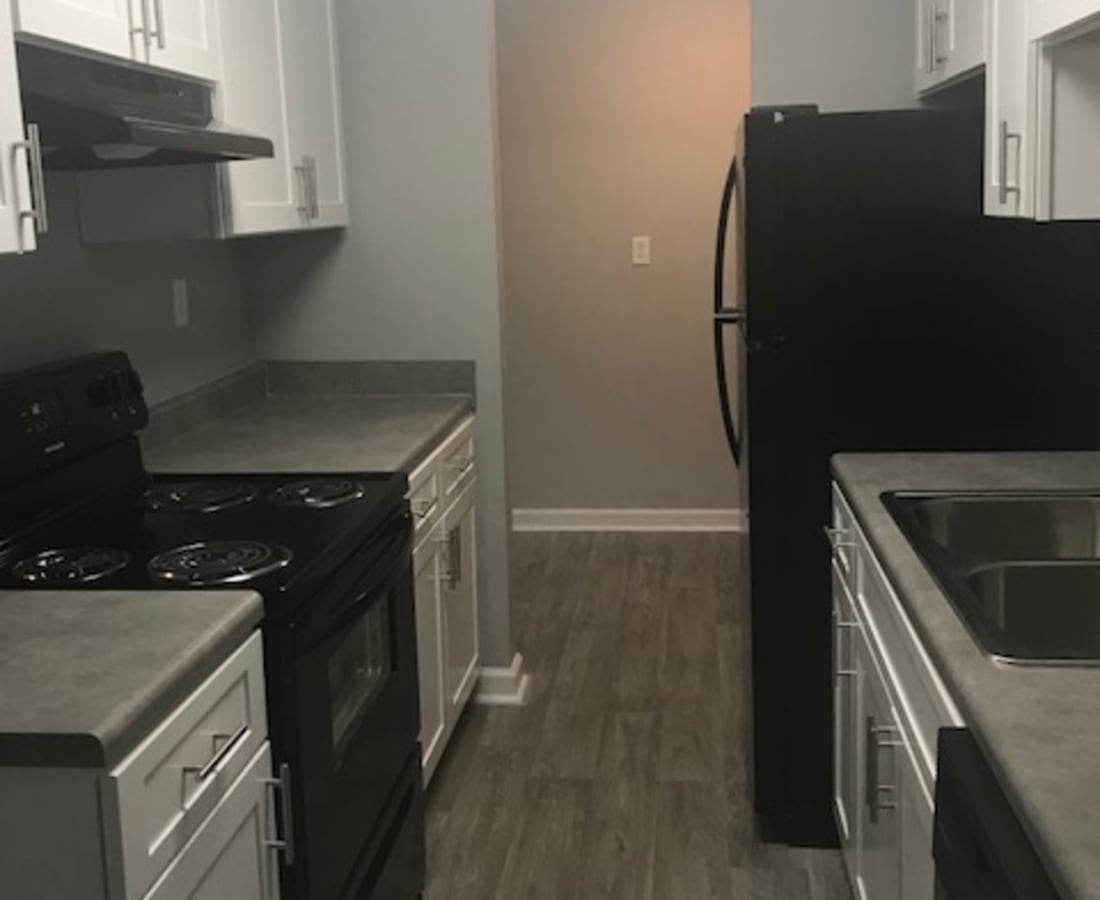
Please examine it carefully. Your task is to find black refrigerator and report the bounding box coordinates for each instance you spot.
[713,104,1100,846]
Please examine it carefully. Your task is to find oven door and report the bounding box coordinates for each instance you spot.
[287,509,420,900]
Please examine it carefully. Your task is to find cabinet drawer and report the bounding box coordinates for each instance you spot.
[830,483,859,588]
[408,469,441,539]
[105,632,268,900]
[440,418,476,499]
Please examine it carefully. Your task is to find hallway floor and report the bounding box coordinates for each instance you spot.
[424,533,853,900]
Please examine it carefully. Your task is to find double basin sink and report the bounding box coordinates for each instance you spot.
[885,492,1100,665]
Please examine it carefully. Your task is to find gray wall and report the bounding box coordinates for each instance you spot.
[242,0,515,667]
[496,0,749,510]
[0,173,252,403]
[752,0,915,110]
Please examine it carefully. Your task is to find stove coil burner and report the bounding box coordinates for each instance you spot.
[269,479,367,509]
[148,541,292,586]
[145,482,258,514]
[12,547,130,585]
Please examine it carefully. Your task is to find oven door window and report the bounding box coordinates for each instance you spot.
[328,597,392,756]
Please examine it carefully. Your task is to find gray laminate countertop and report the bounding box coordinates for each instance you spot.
[0,590,262,769]
[832,451,1100,900]
[144,394,473,475]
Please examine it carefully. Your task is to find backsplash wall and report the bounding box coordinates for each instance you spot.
[0,172,253,403]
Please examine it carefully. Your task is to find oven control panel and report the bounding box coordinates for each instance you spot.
[1,351,148,484]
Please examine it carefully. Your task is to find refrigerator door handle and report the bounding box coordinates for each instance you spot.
[713,154,744,467]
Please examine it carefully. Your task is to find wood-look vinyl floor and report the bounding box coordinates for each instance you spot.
[424,533,853,900]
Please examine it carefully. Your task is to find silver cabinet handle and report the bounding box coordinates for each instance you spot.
[824,526,856,551]
[865,715,903,824]
[436,527,462,587]
[999,121,1023,206]
[12,123,48,246]
[294,161,309,219]
[152,0,166,49]
[262,762,296,865]
[448,457,476,486]
[183,724,249,782]
[133,0,150,46]
[412,498,438,521]
[300,156,318,220]
[933,8,949,65]
[306,156,319,219]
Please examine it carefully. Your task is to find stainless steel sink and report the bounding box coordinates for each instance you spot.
[965,562,1100,663]
[907,495,1100,561]
[884,492,1100,665]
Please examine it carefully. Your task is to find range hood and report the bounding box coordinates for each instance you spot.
[16,42,274,170]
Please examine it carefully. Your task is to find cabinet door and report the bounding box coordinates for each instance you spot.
[943,0,986,81]
[281,0,348,229]
[414,534,446,785]
[214,0,304,235]
[141,0,221,80]
[13,0,136,61]
[916,0,985,93]
[144,744,280,900]
[898,740,936,900]
[0,4,37,255]
[915,0,942,93]
[856,637,902,900]
[1030,0,1100,38]
[442,482,480,713]
[986,0,1036,216]
[832,560,861,870]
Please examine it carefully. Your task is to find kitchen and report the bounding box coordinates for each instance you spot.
[1,0,1099,899]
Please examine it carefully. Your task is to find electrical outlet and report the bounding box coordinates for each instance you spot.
[632,235,652,266]
[172,278,190,328]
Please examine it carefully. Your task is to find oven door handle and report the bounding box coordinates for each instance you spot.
[305,523,413,651]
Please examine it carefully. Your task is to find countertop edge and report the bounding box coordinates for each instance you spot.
[830,451,1100,900]
[0,594,264,771]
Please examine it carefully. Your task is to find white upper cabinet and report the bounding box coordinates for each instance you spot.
[985,0,1037,216]
[1030,0,1100,38]
[12,0,219,81]
[280,0,348,229]
[12,0,136,60]
[215,0,302,234]
[0,2,40,255]
[139,0,222,82]
[915,0,987,94]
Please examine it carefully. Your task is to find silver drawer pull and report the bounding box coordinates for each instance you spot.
[183,724,249,782]
[412,499,438,521]
[824,526,857,550]
[448,457,475,482]
[263,763,296,865]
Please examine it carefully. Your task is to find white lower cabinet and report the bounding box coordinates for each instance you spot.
[414,531,447,782]
[409,417,480,785]
[831,483,958,900]
[856,632,902,900]
[144,744,280,900]
[0,632,283,900]
[442,480,480,713]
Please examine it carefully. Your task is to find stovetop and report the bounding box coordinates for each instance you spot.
[0,471,408,618]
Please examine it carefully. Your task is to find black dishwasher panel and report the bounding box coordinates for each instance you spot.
[934,728,1061,900]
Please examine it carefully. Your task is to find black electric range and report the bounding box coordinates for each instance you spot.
[0,352,426,900]
[0,453,406,619]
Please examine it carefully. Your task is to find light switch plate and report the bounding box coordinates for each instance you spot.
[632,235,652,266]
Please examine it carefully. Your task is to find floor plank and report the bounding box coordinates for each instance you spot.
[423,533,853,900]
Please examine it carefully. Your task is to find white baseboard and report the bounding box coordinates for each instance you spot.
[474,653,531,706]
[511,508,746,533]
